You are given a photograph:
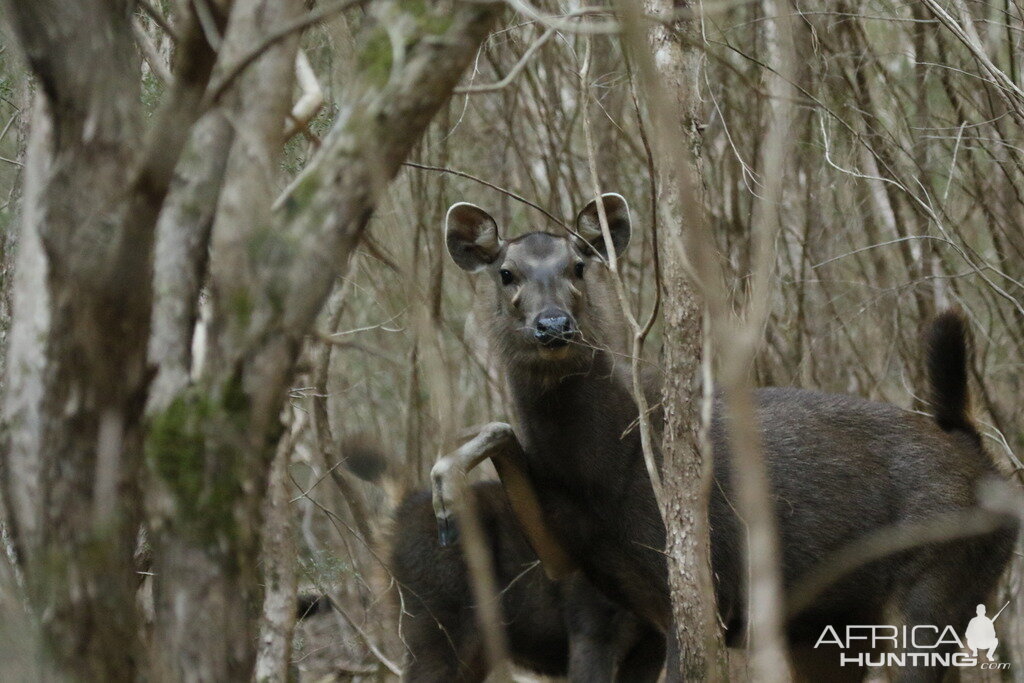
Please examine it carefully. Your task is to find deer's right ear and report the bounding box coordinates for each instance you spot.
[573,193,631,260]
[445,203,503,272]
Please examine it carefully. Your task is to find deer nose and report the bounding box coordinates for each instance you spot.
[534,311,576,347]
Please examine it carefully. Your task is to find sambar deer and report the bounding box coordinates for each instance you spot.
[326,440,665,681]
[391,482,664,682]
[433,193,1017,682]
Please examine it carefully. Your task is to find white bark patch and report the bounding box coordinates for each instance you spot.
[4,98,52,547]
[190,294,211,381]
[93,409,124,525]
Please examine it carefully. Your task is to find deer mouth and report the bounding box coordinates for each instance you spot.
[537,345,573,360]
[538,334,572,348]
[532,330,579,356]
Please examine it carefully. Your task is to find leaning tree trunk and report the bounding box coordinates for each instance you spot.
[143,0,502,677]
[1,2,219,678]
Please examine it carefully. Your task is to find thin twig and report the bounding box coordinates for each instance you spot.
[455,28,556,94]
[205,0,370,107]
[138,0,177,40]
[402,161,569,229]
[133,17,172,84]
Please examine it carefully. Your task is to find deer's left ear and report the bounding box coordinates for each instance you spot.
[573,193,631,260]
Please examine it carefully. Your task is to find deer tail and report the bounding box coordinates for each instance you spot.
[925,309,979,439]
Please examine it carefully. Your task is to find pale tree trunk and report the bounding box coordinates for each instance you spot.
[147,0,303,677]
[147,110,235,413]
[2,95,49,587]
[143,0,502,677]
[619,1,729,679]
[619,0,798,676]
[628,1,795,680]
[0,95,49,683]
[722,1,797,678]
[0,80,31,404]
[254,410,303,683]
[1,1,219,678]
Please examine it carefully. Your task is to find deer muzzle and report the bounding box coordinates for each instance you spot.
[533,310,577,348]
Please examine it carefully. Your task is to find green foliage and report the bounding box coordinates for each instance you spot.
[148,393,208,509]
[355,0,454,89]
[141,70,164,115]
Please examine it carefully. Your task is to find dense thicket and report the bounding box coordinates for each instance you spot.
[0,0,1020,679]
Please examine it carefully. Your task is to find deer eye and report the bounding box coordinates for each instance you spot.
[499,269,515,286]
[574,262,586,278]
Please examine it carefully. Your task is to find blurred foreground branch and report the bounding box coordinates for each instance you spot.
[144,0,502,676]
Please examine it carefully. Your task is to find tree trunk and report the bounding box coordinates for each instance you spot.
[1,2,219,677]
[647,64,731,683]
[619,0,729,678]
[147,110,235,414]
[254,411,301,683]
[149,0,303,677]
[633,1,795,678]
[2,95,50,590]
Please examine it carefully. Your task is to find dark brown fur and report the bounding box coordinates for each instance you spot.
[389,482,665,682]
[446,195,1018,682]
[327,440,665,681]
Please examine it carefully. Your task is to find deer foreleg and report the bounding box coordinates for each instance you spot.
[429,422,513,545]
[430,422,578,579]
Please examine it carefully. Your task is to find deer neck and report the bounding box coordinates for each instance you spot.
[505,348,639,478]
